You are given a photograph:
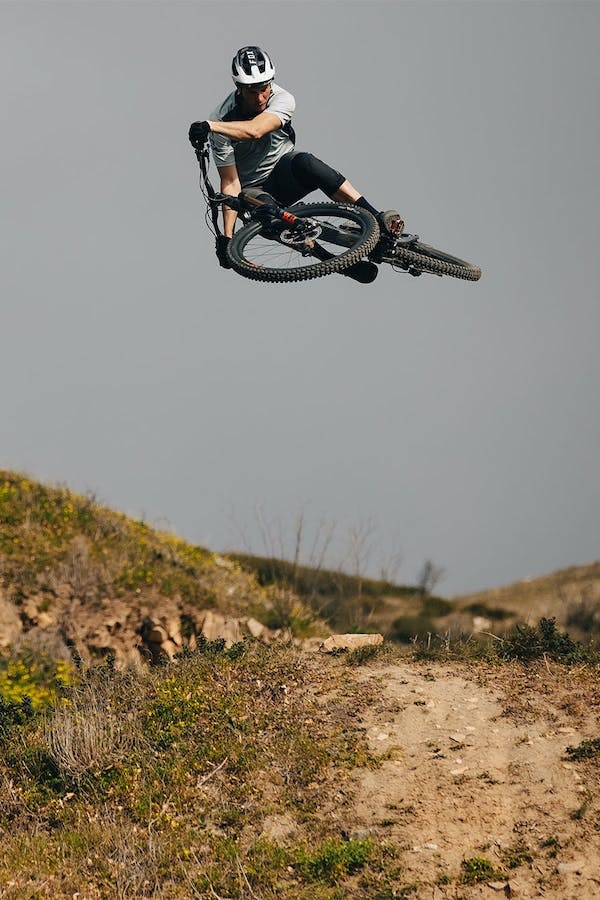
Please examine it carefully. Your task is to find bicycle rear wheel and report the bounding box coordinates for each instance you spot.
[228,203,379,283]
[387,242,481,280]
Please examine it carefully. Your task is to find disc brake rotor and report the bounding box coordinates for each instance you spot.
[279,221,322,246]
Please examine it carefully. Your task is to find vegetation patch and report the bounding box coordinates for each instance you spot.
[411,617,600,666]
[499,840,534,869]
[345,643,385,666]
[293,837,374,883]
[464,602,510,621]
[495,617,593,663]
[0,649,74,710]
[565,737,600,760]
[460,856,505,884]
[0,470,215,606]
[390,614,436,644]
[0,642,394,897]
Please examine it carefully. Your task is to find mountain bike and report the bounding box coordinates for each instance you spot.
[196,147,481,284]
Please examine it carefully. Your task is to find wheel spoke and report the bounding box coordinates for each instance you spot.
[228,203,380,283]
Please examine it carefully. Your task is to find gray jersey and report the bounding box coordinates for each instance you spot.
[208,83,296,187]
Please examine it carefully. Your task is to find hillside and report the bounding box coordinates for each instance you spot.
[0,470,325,668]
[1,636,599,897]
[2,470,598,663]
[450,562,600,637]
[1,471,599,897]
[232,551,600,647]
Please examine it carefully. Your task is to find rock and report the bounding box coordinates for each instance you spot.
[21,594,56,628]
[487,882,521,896]
[0,594,23,647]
[165,616,183,647]
[202,611,242,647]
[246,617,265,640]
[320,633,383,653]
[367,727,390,742]
[102,602,130,633]
[557,861,585,875]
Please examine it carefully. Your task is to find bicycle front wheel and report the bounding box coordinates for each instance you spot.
[228,203,379,283]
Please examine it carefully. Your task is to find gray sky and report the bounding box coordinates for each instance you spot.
[1,1,599,596]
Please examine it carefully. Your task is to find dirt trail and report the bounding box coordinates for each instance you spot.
[348,659,600,898]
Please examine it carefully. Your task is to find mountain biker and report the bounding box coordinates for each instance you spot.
[188,46,404,283]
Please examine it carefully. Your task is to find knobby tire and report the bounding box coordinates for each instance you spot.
[389,242,481,281]
[228,203,379,283]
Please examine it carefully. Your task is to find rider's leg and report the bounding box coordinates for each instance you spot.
[332,183,403,237]
[263,154,402,235]
[262,152,345,204]
[330,181,404,238]
[261,154,381,284]
[331,180,360,203]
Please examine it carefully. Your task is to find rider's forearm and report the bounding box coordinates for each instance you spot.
[223,205,238,238]
[220,170,242,238]
[208,112,280,142]
[209,119,261,141]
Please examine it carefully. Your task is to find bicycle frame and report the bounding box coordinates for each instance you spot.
[213,191,367,257]
[196,143,368,251]
[212,189,301,227]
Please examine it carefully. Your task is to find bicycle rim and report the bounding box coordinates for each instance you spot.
[228,203,379,283]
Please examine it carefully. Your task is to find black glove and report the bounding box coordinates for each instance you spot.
[215,235,231,269]
[189,120,210,148]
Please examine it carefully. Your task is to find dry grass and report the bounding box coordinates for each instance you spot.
[44,682,138,782]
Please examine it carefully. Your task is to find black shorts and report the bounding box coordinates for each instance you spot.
[261,151,346,206]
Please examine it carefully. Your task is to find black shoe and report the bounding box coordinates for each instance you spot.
[377,210,404,237]
[342,259,379,284]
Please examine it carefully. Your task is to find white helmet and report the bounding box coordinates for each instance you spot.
[231,46,275,86]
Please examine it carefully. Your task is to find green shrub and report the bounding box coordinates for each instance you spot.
[460,856,504,884]
[0,653,74,710]
[390,615,435,644]
[294,837,374,883]
[422,596,452,617]
[465,602,510,621]
[497,617,593,663]
[565,738,600,760]
[345,643,383,666]
[0,694,35,735]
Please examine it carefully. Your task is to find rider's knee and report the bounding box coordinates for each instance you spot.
[290,152,345,196]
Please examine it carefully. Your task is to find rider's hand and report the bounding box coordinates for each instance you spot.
[189,120,211,148]
[215,235,231,269]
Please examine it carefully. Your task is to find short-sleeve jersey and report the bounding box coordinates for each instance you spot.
[208,83,296,187]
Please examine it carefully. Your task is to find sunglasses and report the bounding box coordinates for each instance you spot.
[242,81,273,93]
